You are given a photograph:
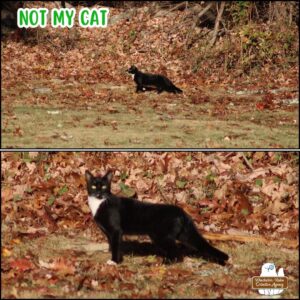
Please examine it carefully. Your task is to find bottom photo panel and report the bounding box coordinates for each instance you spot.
[1,151,299,298]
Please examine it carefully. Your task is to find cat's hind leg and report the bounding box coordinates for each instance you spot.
[150,234,182,263]
[157,87,163,94]
[177,222,229,265]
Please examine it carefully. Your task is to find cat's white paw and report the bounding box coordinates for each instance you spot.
[106,260,117,266]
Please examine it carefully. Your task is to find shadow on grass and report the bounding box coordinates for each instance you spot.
[121,240,227,265]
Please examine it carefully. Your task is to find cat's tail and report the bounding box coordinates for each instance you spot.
[178,218,229,265]
[172,85,183,94]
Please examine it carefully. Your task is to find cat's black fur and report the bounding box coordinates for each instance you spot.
[127,65,183,94]
[85,170,228,265]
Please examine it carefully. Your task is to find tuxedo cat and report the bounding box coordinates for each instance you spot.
[85,170,228,265]
[127,65,183,94]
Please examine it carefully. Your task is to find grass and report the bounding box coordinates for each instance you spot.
[1,83,298,148]
[1,228,298,298]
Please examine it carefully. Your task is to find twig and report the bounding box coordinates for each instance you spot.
[209,1,225,47]
[241,152,254,170]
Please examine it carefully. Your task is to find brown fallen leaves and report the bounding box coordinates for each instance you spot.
[10,258,34,272]
[1,151,298,298]
[39,257,76,275]
[1,151,298,240]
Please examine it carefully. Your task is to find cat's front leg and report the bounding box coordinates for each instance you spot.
[110,231,123,263]
[136,85,144,93]
[151,236,181,263]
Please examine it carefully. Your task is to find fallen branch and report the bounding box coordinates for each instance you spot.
[202,232,298,249]
[209,1,225,47]
[167,1,188,13]
[157,1,188,17]
[184,2,214,50]
[197,2,214,20]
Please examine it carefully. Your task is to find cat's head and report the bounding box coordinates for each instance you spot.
[127,65,138,74]
[85,170,113,198]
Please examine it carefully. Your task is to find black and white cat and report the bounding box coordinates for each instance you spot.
[127,65,183,94]
[85,170,229,265]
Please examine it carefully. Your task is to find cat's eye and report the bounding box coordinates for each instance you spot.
[102,185,107,190]
[91,185,97,189]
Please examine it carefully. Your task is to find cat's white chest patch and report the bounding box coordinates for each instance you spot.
[88,196,106,217]
[131,74,135,80]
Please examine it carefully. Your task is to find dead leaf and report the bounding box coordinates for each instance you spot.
[39,258,75,275]
[175,191,188,202]
[10,258,34,272]
[1,188,13,201]
[2,248,12,257]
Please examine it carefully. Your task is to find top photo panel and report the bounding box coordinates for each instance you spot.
[1,1,299,149]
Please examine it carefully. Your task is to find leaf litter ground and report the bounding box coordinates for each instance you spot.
[1,152,299,298]
[2,76,298,148]
[1,228,298,298]
[1,3,298,148]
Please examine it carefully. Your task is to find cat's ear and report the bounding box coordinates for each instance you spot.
[104,170,113,184]
[85,170,93,183]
